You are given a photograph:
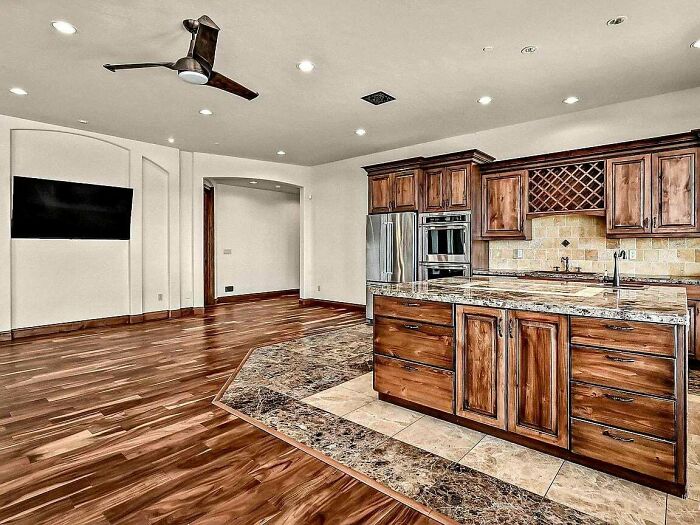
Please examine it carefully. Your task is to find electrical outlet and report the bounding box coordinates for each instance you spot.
[223,248,232,255]
[628,249,637,260]
[157,293,163,301]
[225,285,234,292]
[513,249,523,259]
[317,285,321,292]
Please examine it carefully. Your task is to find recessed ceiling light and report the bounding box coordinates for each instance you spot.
[606,16,627,26]
[9,87,28,96]
[355,128,366,136]
[691,40,700,49]
[277,150,286,155]
[214,142,220,145]
[482,46,494,53]
[275,185,281,189]
[199,108,213,115]
[297,60,315,73]
[563,96,580,105]
[51,20,77,34]
[167,137,175,143]
[477,96,493,105]
[521,45,538,54]
[78,119,88,124]
[249,180,258,184]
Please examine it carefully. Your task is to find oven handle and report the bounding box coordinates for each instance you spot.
[420,225,469,230]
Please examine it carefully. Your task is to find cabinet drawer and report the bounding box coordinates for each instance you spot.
[571,419,676,482]
[570,317,675,357]
[571,346,675,398]
[374,354,454,413]
[571,383,675,440]
[374,316,454,369]
[373,295,453,326]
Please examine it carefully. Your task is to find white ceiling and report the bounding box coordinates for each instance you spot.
[2,1,699,166]
[213,178,300,195]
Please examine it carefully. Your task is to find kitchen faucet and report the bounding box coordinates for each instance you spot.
[560,256,570,273]
[605,250,626,287]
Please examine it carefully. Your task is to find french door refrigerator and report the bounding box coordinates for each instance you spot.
[366,212,417,321]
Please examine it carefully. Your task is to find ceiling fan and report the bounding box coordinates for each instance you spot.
[103,15,258,100]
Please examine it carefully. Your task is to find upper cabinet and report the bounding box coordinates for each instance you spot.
[481,171,531,239]
[364,150,494,215]
[607,147,700,237]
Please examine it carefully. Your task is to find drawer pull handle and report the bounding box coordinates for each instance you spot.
[603,393,634,403]
[604,324,634,331]
[404,324,420,330]
[602,430,634,443]
[497,318,503,338]
[404,302,421,307]
[403,365,418,372]
[604,355,635,363]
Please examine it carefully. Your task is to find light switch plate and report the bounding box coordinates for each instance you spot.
[223,248,232,255]
[514,249,523,259]
[628,249,637,260]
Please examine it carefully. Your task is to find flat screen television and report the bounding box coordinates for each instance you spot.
[11,176,133,240]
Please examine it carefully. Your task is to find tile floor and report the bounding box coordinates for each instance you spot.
[302,373,700,525]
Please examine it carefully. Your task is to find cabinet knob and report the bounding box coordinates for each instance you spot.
[643,217,649,229]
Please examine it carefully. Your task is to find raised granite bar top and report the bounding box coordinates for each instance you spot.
[474,268,700,286]
[368,276,689,325]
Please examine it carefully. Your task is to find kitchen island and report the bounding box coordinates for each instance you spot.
[368,276,689,496]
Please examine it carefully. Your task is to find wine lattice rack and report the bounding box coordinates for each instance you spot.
[528,161,605,216]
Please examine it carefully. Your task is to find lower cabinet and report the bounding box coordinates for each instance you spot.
[455,306,569,447]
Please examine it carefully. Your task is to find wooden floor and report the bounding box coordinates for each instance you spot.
[0,295,437,524]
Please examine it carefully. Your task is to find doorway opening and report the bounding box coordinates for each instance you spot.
[203,185,216,306]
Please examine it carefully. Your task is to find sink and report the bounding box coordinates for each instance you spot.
[595,282,647,290]
[529,270,598,277]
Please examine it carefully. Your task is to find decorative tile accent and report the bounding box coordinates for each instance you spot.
[394,415,484,462]
[459,435,563,496]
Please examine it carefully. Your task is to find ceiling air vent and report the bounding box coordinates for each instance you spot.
[361,91,395,105]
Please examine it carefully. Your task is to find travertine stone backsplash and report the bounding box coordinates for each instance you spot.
[488,215,700,277]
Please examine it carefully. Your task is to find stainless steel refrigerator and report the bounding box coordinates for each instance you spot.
[366,212,417,321]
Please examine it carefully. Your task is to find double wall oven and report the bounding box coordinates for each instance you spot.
[419,211,472,280]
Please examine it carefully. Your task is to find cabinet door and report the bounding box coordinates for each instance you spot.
[507,310,569,448]
[423,168,445,212]
[455,305,506,429]
[652,148,700,235]
[606,154,652,236]
[445,165,471,211]
[392,170,418,212]
[368,174,392,214]
[481,171,527,238]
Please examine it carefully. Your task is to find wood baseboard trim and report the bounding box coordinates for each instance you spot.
[216,289,299,305]
[5,307,203,341]
[299,298,365,312]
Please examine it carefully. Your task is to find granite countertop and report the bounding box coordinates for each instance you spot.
[474,268,700,286]
[369,276,689,325]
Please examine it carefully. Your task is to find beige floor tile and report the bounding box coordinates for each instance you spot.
[344,399,423,436]
[546,462,667,525]
[336,372,376,398]
[393,415,483,462]
[689,395,700,436]
[458,435,562,496]
[667,495,700,525]
[688,434,700,501]
[302,385,374,416]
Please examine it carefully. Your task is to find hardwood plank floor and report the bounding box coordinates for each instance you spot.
[0,295,438,524]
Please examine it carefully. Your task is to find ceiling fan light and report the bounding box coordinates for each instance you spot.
[178,70,209,85]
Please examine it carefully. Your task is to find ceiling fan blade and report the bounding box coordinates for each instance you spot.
[191,15,219,71]
[206,71,258,100]
[103,62,175,72]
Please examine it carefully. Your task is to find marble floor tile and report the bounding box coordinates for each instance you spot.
[458,435,563,496]
[688,434,700,502]
[336,372,376,397]
[301,384,375,416]
[546,462,667,525]
[344,399,423,436]
[394,415,483,462]
[689,395,700,436]
[666,495,700,525]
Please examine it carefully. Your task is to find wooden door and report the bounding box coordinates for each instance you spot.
[423,168,445,212]
[481,171,526,238]
[652,148,700,234]
[455,305,506,429]
[445,165,471,211]
[368,174,392,214]
[507,310,569,448]
[392,170,418,211]
[606,154,652,236]
[203,185,216,307]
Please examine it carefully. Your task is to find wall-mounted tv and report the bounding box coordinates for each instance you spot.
[11,176,133,240]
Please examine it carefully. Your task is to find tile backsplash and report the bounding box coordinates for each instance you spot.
[488,215,700,277]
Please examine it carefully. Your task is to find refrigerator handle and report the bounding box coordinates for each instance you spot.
[385,222,393,276]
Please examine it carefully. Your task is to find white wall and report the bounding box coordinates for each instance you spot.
[215,184,300,297]
[0,115,180,331]
[309,86,700,306]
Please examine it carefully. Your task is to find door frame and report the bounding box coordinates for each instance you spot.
[203,185,216,306]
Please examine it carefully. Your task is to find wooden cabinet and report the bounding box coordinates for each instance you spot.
[455,306,507,429]
[422,165,471,212]
[368,170,419,214]
[607,148,700,237]
[507,310,569,448]
[481,171,530,239]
